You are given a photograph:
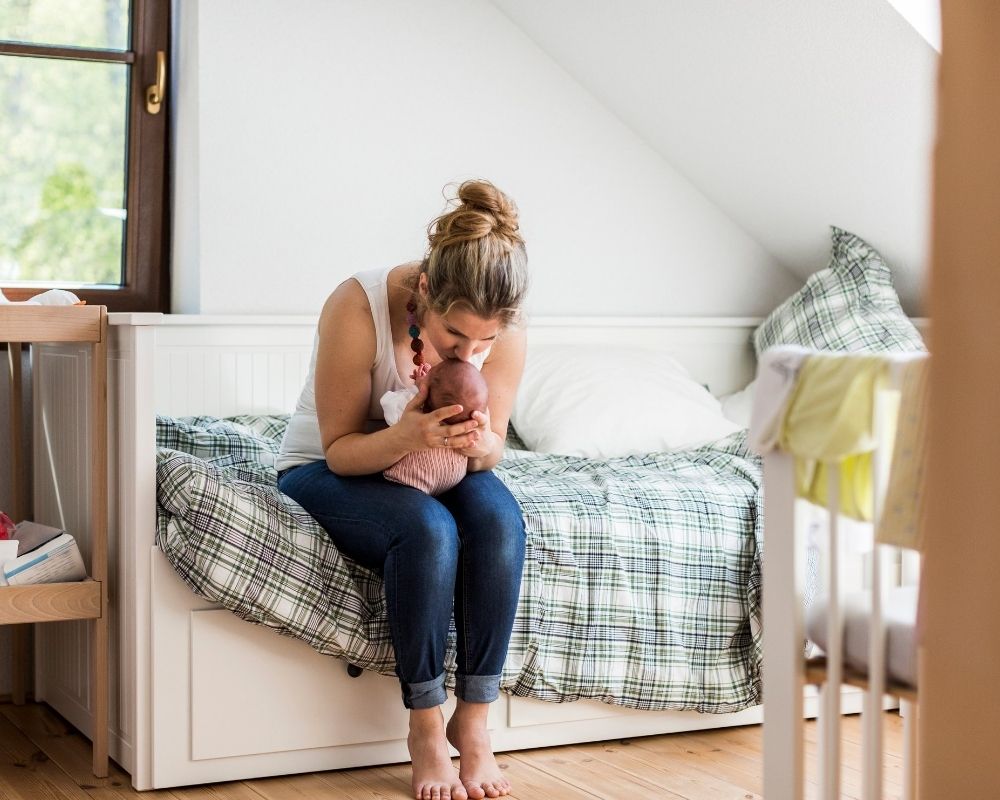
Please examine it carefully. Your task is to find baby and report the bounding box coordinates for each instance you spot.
[381,359,488,495]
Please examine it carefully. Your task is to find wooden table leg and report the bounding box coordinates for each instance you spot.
[90,314,109,779]
[92,609,109,777]
[7,343,30,706]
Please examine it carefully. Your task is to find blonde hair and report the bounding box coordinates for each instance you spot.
[418,179,528,327]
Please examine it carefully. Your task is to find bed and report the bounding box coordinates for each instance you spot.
[29,313,802,790]
[28,229,924,790]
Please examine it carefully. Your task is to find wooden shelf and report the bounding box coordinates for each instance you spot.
[1,305,109,778]
[0,579,102,624]
[0,305,104,343]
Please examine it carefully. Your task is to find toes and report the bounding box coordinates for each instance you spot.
[418,781,465,800]
[463,781,486,800]
[485,783,500,798]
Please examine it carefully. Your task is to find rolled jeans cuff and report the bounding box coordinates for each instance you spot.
[402,673,447,709]
[455,673,501,704]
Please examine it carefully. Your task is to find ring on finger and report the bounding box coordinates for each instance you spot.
[443,436,449,446]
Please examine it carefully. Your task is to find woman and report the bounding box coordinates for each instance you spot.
[276,179,529,800]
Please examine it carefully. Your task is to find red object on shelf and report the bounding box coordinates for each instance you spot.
[0,511,14,539]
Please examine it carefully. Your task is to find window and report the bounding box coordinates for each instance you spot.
[0,0,170,311]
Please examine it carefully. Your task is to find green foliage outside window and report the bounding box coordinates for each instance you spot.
[0,0,130,287]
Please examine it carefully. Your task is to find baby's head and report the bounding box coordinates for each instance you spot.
[425,359,488,424]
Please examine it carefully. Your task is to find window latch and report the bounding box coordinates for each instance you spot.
[146,50,166,115]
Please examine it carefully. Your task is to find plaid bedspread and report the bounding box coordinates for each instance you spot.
[156,415,763,712]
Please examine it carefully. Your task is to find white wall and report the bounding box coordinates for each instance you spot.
[491,0,939,314]
[171,0,801,317]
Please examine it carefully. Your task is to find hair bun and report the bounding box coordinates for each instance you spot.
[456,179,521,242]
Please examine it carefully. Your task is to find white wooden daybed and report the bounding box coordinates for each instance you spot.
[29,314,874,791]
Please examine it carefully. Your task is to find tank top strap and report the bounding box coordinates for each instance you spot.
[352,266,407,414]
[352,265,394,369]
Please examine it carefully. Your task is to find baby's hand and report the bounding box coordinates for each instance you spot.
[458,409,494,458]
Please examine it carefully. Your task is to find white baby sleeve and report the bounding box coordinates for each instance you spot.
[380,386,419,426]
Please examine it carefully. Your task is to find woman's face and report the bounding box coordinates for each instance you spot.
[422,306,501,362]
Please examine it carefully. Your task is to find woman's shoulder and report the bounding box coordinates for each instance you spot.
[321,277,370,323]
[317,278,378,358]
[321,264,417,322]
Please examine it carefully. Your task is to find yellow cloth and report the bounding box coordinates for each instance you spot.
[778,354,891,521]
[877,358,929,551]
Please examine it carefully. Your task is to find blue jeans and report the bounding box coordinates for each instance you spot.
[277,461,526,709]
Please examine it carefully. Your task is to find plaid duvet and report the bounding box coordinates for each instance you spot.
[156,415,763,712]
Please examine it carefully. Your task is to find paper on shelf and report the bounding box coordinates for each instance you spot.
[2,532,87,586]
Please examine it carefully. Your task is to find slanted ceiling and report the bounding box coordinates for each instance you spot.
[490,0,939,314]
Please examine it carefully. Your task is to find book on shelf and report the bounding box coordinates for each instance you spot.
[0,520,87,587]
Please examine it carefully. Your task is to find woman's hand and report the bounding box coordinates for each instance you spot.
[394,383,482,453]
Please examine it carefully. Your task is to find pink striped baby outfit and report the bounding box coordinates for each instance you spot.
[383,448,468,495]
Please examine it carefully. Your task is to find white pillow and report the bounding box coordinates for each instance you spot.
[511,343,741,458]
[719,380,756,429]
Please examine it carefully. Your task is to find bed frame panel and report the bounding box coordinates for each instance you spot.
[32,314,861,790]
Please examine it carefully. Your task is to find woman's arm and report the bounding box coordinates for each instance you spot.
[315,282,401,475]
[315,282,480,476]
[465,325,527,472]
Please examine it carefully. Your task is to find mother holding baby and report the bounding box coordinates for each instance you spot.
[275,179,529,800]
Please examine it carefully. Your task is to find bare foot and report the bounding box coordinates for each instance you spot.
[409,708,468,800]
[446,705,511,799]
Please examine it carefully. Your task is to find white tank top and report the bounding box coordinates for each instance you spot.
[276,265,489,471]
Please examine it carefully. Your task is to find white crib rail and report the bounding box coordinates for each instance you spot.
[762,359,921,800]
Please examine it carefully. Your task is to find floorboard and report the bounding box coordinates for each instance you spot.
[0,701,906,799]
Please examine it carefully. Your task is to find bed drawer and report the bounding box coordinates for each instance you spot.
[507,695,646,727]
[190,609,408,760]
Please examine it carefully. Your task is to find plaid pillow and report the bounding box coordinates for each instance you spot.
[753,227,926,356]
[156,414,289,465]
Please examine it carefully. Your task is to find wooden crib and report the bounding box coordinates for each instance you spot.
[758,348,927,800]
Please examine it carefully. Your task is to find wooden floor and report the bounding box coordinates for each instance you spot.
[0,701,906,799]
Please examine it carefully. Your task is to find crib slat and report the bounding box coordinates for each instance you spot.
[862,549,886,800]
[821,466,843,800]
[863,391,891,800]
[763,451,805,800]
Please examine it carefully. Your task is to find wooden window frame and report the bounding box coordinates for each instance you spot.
[0,0,170,312]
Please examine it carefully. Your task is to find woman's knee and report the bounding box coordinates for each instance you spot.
[394,504,461,565]
[460,479,525,540]
[458,501,526,572]
[447,473,524,529]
